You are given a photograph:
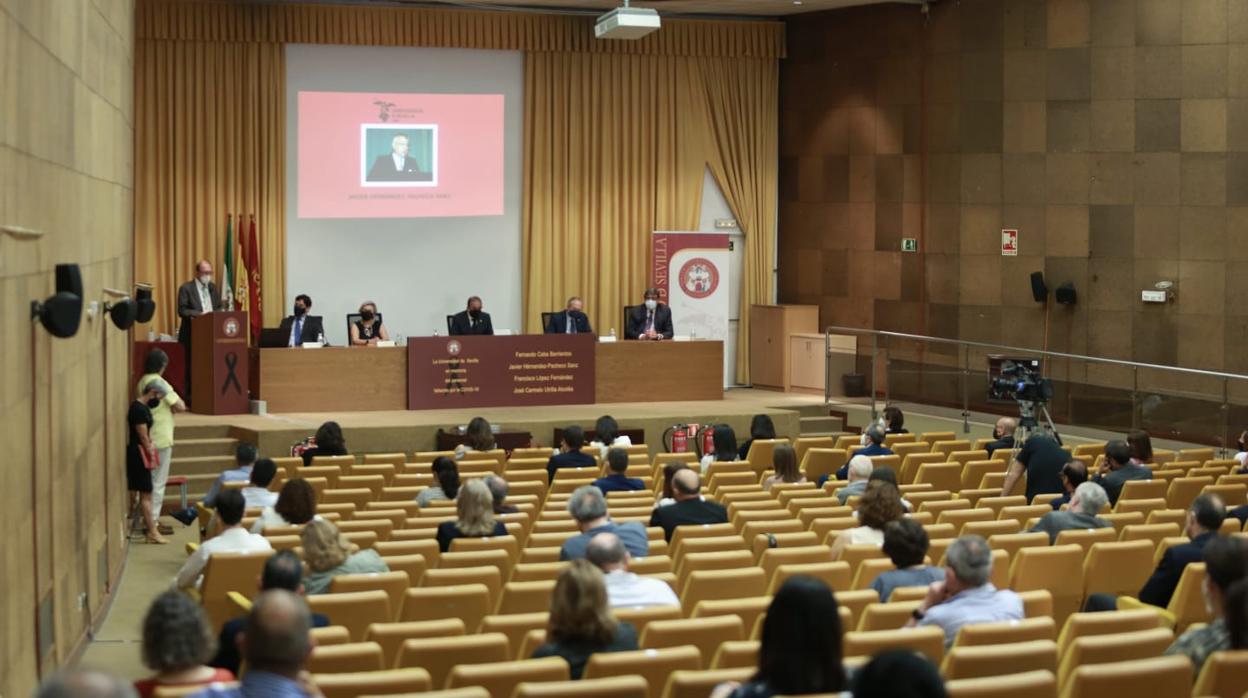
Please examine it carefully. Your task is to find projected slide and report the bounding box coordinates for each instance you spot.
[297,91,504,219]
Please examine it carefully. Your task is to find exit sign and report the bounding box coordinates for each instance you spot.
[901,238,918,252]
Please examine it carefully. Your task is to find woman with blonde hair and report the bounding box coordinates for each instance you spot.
[532,560,639,679]
[761,444,805,491]
[349,300,390,345]
[436,478,507,552]
[300,518,388,594]
[454,416,496,460]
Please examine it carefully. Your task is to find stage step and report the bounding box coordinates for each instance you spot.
[788,403,834,419]
[800,415,843,436]
[173,423,234,440]
[173,437,239,459]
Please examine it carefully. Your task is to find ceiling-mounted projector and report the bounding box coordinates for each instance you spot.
[595,3,660,40]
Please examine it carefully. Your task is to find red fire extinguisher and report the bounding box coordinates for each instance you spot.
[671,426,688,453]
[701,424,716,456]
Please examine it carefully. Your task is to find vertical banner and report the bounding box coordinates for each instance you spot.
[652,231,731,343]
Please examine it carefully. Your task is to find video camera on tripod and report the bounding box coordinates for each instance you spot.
[988,358,1054,404]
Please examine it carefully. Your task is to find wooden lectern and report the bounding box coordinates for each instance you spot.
[189,311,250,414]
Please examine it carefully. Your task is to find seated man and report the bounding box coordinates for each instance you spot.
[1085,494,1226,611]
[835,455,873,505]
[449,295,494,336]
[485,475,519,514]
[906,535,1023,647]
[1092,439,1152,506]
[872,519,946,602]
[1029,481,1111,544]
[196,590,314,698]
[648,469,728,541]
[827,424,892,483]
[586,532,680,608]
[983,417,1018,458]
[560,485,649,560]
[277,294,324,347]
[544,296,592,335]
[624,287,673,340]
[241,458,279,510]
[203,443,259,508]
[1163,536,1247,672]
[1048,460,1088,511]
[174,489,272,590]
[546,425,596,483]
[210,550,330,676]
[593,448,646,494]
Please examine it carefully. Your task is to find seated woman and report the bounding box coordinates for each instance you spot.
[871,519,945,602]
[1128,429,1154,467]
[134,591,234,697]
[301,518,389,594]
[761,444,806,491]
[710,577,846,698]
[588,415,631,460]
[700,424,739,474]
[532,560,639,679]
[417,456,461,507]
[882,406,908,434]
[349,300,390,346]
[300,421,348,466]
[454,416,496,461]
[436,478,507,552]
[831,481,905,558]
[738,414,776,462]
[251,478,318,533]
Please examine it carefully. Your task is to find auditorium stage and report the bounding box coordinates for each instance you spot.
[176,388,834,459]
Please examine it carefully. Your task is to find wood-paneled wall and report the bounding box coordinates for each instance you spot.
[0,1,135,695]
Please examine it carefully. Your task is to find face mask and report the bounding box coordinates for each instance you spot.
[568,310,584,320]
[147,397,162,409]
[360,310,375,321]
[294,304,306,317]
[468,309,480,319]
[644,299,658,311]
[198,274,212,285]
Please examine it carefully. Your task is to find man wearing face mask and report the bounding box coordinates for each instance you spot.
[625,288,674,340]
[277,294,325,347]
[449,296,494,336]
[546,296,593,335]
[176,259,224,401]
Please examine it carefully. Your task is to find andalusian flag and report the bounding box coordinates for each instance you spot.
[223,214,235,309]
[246,216,262,341]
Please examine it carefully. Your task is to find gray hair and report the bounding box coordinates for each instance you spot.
[946,535,993,587]
[585,532,628,570]
[141,591,216,671]
[848,454,873,479]
[567,485,607,523]
[1073,481,1108,516]
[866,424,886,445]
[485,475,509,505]
[35,670,138,698]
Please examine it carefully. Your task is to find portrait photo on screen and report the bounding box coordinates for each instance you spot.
[362,125,436,186]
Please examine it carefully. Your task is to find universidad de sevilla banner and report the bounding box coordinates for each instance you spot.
[651,232,730,342]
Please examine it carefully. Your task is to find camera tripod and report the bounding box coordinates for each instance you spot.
[1008,399,1060,461]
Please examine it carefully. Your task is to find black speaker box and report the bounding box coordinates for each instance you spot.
[31,263,83,338]
[1030,271,1048,303]
[1056,282,1077,305]
[108,298,138,330]
[135,287,156,323]
[56,263,83,298]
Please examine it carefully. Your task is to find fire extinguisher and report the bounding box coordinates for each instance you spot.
[699,424,717,456]
[664,423,702,453]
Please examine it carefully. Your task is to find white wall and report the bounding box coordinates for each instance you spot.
[697,168,745,387]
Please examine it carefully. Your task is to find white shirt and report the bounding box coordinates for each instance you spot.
[604,569,681,609]
[392,153,406,171]
[591,436,633,461]
[174,526,272,589]
[196,280,212,313]
[846,525,885,546]
[243,487,278,510]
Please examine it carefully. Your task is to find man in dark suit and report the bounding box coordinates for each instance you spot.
[366,133,432,182]
[592,448,646,494]
[649,469,728,541]
[449,296,494,336]
[545,296,593,335]
[625,287,674,340]
[983,417,1018,457]
[177,259,224,402]
[1084,493,1225,611]
[1092,439,1152,506]
[546,426,596,483]
[277,294,325,347]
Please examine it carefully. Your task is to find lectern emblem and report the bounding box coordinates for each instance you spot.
[222,317,240,338]
[446,340,462,356]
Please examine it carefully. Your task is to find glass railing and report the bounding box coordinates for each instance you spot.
[823,326,1247,453]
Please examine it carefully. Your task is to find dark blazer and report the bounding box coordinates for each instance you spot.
[277,315,325,347]
[545,311,593,335]
[592,474,647,494]
[649,498,729,541]
[212,613,329,676]
[547,450,597,484]
[624,304,674,340]
[176,280,223,343]
[367,154,431,182]
[436,520,507,553]
[984,435,1016,457]
[1093,463,1153,506]
[1138,532,1216,607]
[449,310,494,336]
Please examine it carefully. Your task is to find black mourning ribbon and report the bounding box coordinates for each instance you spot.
[221,351,243,395]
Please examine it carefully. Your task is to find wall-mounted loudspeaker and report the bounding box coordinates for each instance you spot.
[31,263,83,338]
[106,298,138,330]
[1055,282,1077,305]
[1030,272,1048,303]
[135,286,155,323]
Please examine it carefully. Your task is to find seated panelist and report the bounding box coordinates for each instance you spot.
[625,288,673,340]
[449,296,494,336]
[349,300,390,346]
[278,294,325,347]
[545,296,593,335]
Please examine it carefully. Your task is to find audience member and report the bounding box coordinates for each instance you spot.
[436,478,507,552]
[1127,429,1154,466]
[299,421,347,466]
[134,591,233,697]
[1228,577,1248,649]
[531,560,639,679]
[835,455,873,505]
[1230,502,1248,527]
[137,347,188,533]
[868,467,912,511]
[417,456,460,507]
[1029,481,1111,544]
[1048,460,1088,511]
[1164,536,1248,672]
[241,459,279,509]
[592,448,646,494]
[547,425,596,483]
[454,416,496,460]
[906,535,1023,647]
[831,481,904,558]
[175,490,272,589]
[128,381,168,544]
[872,519,945,602]
[648,469,728,541]
[655,463,691,508]
[882,406,908,434]
[203,443,259,508]
[1236,429,1248,469]
[737,414,776,461]
[1001,433,1066,502]
[193,590,314,697]
[300,519,389,594]
[561,486,649,560]
[852,650,947,698]
[210,551,330,676]
[585,532,680,608]
[251,479,318,534]
[700,424,740,474]
[36,669,138,698]
[1092,439,1152,506]
[588,415,631,460]
[485,475,519,514]
[709,577,846,698]
[831,424,893,481]
[761,444,805,491]
[1085,494,1226,611]
[983,417,1018,458]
